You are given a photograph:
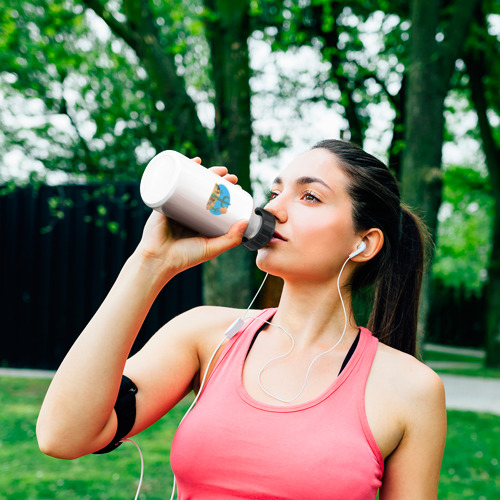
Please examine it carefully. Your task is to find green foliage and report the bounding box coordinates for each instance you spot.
[433,165,493,294]
[0,0,212,182]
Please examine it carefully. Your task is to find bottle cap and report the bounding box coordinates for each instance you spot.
[241,207,276,251]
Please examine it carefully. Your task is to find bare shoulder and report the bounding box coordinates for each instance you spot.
[169,305,256,339]
[167,305,264,353]
[366,341,446,465]
[371,343,447,497]
[371,341,445,415]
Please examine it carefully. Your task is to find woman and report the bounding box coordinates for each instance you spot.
[37,139,447,499]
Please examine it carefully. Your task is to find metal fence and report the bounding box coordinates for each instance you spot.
[0,183,202,370]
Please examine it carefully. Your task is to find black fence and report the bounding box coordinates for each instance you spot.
[427,279,487,348]
[0,183,202,370]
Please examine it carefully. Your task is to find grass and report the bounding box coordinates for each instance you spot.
[0,377,183,499]
[423,350,483,364]
[1,376,499,499]
[423,345,500,379]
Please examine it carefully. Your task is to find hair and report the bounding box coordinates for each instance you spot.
[312,139,429,356]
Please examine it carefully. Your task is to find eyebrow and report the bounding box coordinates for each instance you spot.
[272,175,333,191]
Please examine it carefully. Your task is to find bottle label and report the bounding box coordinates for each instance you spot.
[206,183,231,215]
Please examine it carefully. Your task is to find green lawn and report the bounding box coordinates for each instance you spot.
[1,376,499,499]
[423,346,500,379]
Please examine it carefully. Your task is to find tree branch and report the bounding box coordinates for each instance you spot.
[80,0,138,49]
[80,0,211,160]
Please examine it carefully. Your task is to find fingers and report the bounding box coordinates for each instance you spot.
[209,166,239,185]
[189,158,239,185]
[203,220,248,258]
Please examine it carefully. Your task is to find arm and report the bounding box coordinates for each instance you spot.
[36,167,247,459]
[379,368,447,499]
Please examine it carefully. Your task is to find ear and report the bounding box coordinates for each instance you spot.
[350,228,384,262]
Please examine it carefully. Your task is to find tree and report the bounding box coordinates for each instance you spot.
[0,0,256,307]
[200,0,255,305]
[400,0,482,344]
[463,1,500,366]
[0,0,210,179]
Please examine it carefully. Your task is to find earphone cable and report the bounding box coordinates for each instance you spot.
[241,272,269,320]
[256,255,351,403]
[120,438,144,500]
[169,272,270,499]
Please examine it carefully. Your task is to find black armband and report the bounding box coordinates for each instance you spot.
[94,375,138,455]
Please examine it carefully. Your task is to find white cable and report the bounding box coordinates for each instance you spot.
[169,333,228,500]
[120,438,144,500]
[257,255,352,403]
[169,272,269,499]
[241,272,269,320]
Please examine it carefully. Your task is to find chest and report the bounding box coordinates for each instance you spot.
[172,374,383,500]
[242,332,404,460]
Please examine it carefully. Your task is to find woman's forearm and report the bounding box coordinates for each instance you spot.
[36,250,174,458]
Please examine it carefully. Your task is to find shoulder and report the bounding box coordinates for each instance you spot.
[172,305,263,334]
[169,305,265,351]
[371,341,446,420]
[370,344,446,497]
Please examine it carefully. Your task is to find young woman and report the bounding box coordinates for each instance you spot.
[37,139,447,499]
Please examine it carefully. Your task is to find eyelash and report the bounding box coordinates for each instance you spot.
[267,190,320,203]
[302,191,320,203]
[265,190,276,201]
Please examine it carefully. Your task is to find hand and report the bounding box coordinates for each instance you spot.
[135,157,248,277]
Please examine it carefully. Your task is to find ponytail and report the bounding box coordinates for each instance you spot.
[312,139,430,356]
[367,206,429,356]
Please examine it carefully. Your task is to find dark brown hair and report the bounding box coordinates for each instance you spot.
[312,139,428,356]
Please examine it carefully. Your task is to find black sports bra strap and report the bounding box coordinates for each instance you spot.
[247,323,361,377]
[338,330,361,375]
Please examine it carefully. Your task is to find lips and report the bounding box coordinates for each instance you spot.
[271,231,287,241]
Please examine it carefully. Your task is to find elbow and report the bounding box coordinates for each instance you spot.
[37,433,81,460]
[36,420,84,460]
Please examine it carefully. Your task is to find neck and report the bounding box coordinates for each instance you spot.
[272,276,358,349]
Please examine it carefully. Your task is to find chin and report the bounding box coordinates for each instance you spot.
[256,250,284,277]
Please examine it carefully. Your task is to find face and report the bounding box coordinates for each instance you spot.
[256,148,359,283]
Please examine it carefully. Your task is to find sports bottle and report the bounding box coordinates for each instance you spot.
[140,150,275,250]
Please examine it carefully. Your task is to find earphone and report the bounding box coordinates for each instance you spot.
[349,240,367,259]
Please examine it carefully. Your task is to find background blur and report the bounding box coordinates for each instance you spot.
[1,2,499,499]
[0,0,499,369]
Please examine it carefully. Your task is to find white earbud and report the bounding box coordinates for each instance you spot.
[349,240,367,259]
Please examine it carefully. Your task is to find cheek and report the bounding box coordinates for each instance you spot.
[299,215,355,261]
[300,215,345,244]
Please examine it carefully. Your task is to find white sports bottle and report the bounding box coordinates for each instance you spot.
[140,150,276,250]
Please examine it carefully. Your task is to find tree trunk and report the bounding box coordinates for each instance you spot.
[465,37,500,367]
[402,0,481,346]
[388,74,406,181]
[202,0,254,307]
[84,0,256,307]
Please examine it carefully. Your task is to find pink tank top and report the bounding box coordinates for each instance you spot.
[171,308,384,499]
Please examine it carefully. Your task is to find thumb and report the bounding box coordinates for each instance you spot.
[204,220,248,258]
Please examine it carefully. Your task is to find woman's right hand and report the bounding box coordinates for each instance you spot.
[135,162,248,278]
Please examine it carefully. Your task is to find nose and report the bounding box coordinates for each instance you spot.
[264,195,287,223]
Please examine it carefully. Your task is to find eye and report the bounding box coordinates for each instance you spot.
[302,191,320,203]
[268,190,279,200]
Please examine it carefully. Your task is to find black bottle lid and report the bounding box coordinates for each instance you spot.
[241,207,276,251]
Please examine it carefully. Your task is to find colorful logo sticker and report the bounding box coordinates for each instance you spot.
[206,183,231,215]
